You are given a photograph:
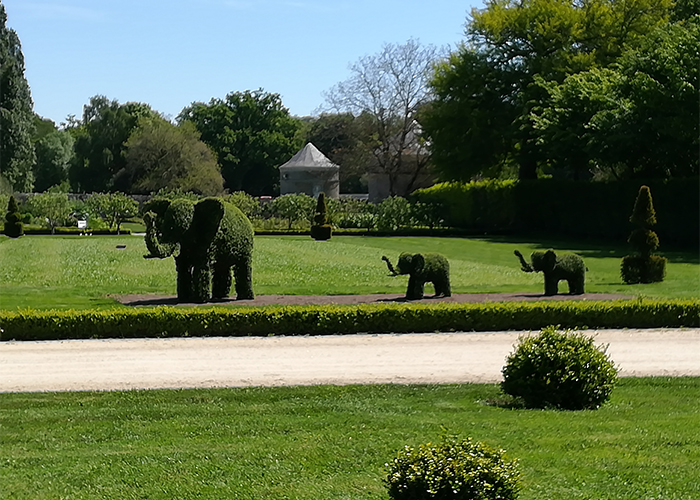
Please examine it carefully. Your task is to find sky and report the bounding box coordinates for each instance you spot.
[2,0,482,126]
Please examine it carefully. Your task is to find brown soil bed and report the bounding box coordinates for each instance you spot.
[113,292,632,307]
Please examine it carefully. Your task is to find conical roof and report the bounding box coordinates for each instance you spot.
[279,143,339,170]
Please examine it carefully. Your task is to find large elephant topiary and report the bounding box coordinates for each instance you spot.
[382,252,451,300]
[514,249,586,296]
[143,197,254,303]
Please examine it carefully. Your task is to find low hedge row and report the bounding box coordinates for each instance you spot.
[22,227,132,236]
[1,299,697,341]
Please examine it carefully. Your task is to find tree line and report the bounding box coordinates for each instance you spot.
[1,0,697,199]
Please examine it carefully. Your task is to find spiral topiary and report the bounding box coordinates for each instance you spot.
[4,196,24,238]
[621,185,667,283]
[310,192,332,240]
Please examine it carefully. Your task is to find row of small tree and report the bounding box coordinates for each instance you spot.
[2,190,138,236]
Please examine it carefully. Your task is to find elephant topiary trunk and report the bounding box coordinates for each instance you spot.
[383,252,451,300]
[143,197,254,303]
[514,249,586,296]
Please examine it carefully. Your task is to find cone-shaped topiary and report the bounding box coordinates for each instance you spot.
[621,185,666,283]
[4,196,24,238]
[310,192,332,240]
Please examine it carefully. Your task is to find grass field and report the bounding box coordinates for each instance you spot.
[1,378,698,499]
[0,234,698,310]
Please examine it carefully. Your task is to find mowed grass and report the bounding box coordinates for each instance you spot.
[1,378,698,499]
[0,234,698,310]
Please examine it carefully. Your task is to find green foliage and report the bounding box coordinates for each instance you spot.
[413,179,698,248]
[376,196,413,231]
[395,252,452,299]
[413,180,517,230]
[621,255,667,284]
[270,193,315,230]
[33,130,74,192]
[68,96,156,193]
[124,118,224,195]
[3,195,23,237]
[222,191,259,218]
[424,0,675,181]
[630,185,657,229]
[311,192,332,240]
[335,198,377,229]
[86,192,138,234]
[26,190,73,234]
[178,89,302,195]
[386,436,521,500]
[1,299,698,341]
[502,326,619,410]
[160,198,196,243]
[0,4,36,192]
[622,185,666,283]
[143,197,255,302]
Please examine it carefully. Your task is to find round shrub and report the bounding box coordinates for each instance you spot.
[501,325,618,410]
[385,436,521,500]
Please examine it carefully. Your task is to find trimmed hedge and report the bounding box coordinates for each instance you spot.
[0,299,697,342]
[22,227,132,235]
[413,178,699,248]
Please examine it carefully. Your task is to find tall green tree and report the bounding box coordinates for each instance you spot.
[178,89,302,196]
[68,96,155,193]
[0,2,35,192]
[33,130,75,192]
[533,16,699,180]
[124,117,224,195]
[423,0,672,181]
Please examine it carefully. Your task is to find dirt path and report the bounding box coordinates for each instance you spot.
[1,328,698,393]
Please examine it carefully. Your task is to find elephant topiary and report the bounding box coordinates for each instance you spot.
[382,252,451,300]
[143,197,254,303]
[514,249,586,296]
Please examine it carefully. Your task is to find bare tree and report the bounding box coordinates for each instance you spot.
[322,39,444,197]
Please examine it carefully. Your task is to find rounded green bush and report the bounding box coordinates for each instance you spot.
[385,436,521,500]
[501,325,618,410]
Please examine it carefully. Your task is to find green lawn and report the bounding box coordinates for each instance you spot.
[1,378,698,499]
[0,234,697,310]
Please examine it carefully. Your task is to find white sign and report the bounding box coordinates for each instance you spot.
[77,220,88,229]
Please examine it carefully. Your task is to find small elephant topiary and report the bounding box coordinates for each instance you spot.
[514,249,586,296]
[382,252,451,300]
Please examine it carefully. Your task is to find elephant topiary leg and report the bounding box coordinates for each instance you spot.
[175,255,193,302]
[434,279,451,297]
[212,262,233,300]
[191,264,212,303]
[405,275,425,300]
[543,273,559,296]
[233,259,254,300]
[568,275,585,295]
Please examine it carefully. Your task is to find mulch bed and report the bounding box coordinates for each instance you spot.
[113,292,632,308]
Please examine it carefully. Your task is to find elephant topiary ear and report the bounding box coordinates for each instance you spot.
[413,253,425,273]
[192,198,225,242]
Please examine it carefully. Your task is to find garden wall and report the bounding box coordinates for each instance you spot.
[413,179,699,248]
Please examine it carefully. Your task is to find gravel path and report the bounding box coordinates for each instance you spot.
[1,328,698,393]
